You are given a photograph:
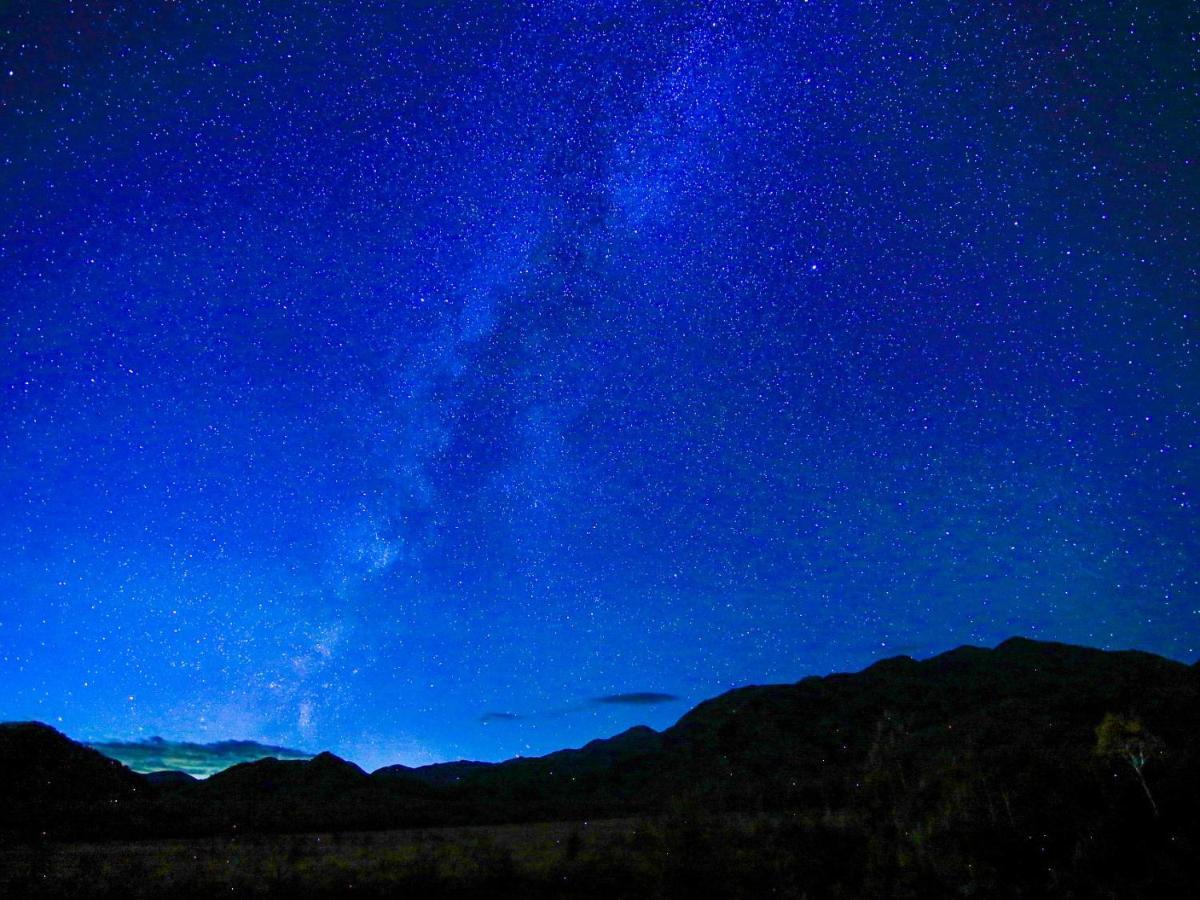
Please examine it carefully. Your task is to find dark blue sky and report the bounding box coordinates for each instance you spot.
[1,1,1196,771]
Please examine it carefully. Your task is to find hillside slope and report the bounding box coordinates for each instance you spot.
[3,637,1197,839]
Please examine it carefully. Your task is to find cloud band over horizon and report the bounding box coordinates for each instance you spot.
[89,737,313,778]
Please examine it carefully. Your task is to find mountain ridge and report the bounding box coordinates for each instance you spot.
[3,636,1197,841]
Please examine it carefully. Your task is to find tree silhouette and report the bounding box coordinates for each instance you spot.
[1095,713,1163,817]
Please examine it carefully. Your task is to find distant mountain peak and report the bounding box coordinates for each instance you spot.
[308,751,367,776]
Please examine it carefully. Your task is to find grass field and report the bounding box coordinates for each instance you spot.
[0,813,853,899]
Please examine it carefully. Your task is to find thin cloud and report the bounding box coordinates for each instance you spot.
[89,736,312,778]
[592,692,680,706]
[480,712,523,723]
[480,692,682,723]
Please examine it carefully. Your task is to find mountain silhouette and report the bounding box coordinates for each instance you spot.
[3,637,1198,841]
[0,721,147,840]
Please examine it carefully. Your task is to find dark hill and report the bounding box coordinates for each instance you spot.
[206,750,368,795]
[362,637,1197,821]
[0,721,147,839]
[3,637,1198,844]
[0,721,145,801]
[656,636,1200,809]
[161,751,380,833]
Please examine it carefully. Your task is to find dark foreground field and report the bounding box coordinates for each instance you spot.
[3,805,1194,900]
[4,813,835,899]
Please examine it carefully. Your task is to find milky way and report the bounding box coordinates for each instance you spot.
[1,1,1196,770]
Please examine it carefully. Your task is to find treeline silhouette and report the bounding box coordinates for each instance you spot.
[2,637,1198,897]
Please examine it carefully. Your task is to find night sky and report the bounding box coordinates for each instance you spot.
[1,1,1197,772]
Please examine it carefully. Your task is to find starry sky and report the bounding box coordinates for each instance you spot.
[1,1,1197,772]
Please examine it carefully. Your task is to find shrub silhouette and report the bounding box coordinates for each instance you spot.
[1095,712,1164,816]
